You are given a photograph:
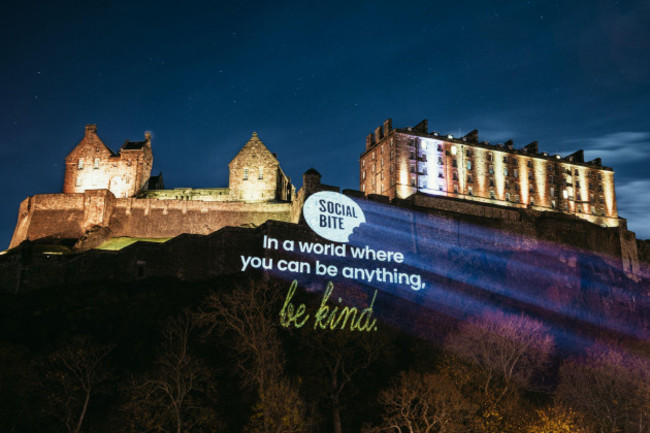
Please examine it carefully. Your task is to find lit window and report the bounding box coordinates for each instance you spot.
[451,146,457,155]
[552,200,556,208]
[258,167,263,179]
[94,158,100,169]
[466,160,472,170]
[363,160,366,167]
[563,189,568,199]
[362,171,366,180]
[244,168,249,180]
[78,159,84,169]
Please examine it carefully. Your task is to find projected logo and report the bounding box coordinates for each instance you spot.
[303,191,366,243]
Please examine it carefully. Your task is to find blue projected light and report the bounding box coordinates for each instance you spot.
[268,194,649,349]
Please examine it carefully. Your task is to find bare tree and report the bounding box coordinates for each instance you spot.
[557,345,650,433]
[196,280,306,433]
[525,404,593,433]
[122,311,218,433]
[364,370,474,433]
[46,336,114,433]
[446,311,554,404]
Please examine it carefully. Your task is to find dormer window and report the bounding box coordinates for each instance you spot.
[78,159,84,170]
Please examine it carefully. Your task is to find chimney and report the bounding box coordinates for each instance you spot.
[374,126,383,144]
[366,133,374,150]
[85,124,97,135]
[383,119,392,135]
[144,131,152,145]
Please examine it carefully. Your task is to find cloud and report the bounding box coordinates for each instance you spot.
[616,179,650,240]
[564,132,650,165]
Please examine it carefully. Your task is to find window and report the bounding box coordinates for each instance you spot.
[527,161,532,168]
[550,175,554,183]
[514,169,518,178]
[361,184,365,192]
[372,152,376,160]
[411,177,416,187]
[244,168,249,180]
[506,192,511,201]
[78,159,84,170]
[362,160,365,167]
[451,146,457,155]
[94,158,100,169]
[438,183,444,191]
[504,167,508,176]
[258,167,263,179]
[438,156,443,165]
[453,184,458,193]
[452,171,458,181]
[452,159,457,167]
[550,187,555,196]
[489,165,494,174]
[466,160,472,170]
[410,151,415,159]
[505,180,510,189]
[552,200,556,209]
[576,181,580,188]
[372,164,375,173]
[437,144,443,152]
[381,184,384,193]
[362,171,366,180]
[439,172,444,178]
[467,174,473,183]
[489,178,494,187]
[126,175,130,184]
[466,149,472,157]
[421,179,427,189]
[490,190,496,199]
[410,164,415,173]
[515,194,520,203]
[503,156,507,163]
[381,145,384,154]
[530,197,535,205]
[390,177,395,186]
[528,172,533,180]
[381,158,384,167]
[468,186,473,196]
[390,138,394,147]
[488,153,493,162]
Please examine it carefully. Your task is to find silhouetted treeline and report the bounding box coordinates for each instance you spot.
[1,273,649,432]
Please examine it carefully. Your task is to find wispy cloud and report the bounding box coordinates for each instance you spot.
[616,179,650,240]
[564,132,650,165]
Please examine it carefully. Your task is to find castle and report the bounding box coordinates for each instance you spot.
[360,119,618,228]
[10,125,297,250]
[5,119,644,281]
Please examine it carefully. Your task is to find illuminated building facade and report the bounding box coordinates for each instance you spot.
[360,119,619,228]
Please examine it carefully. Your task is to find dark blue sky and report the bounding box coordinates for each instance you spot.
[1,0,649,248]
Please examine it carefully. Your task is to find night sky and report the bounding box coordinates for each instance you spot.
[1,0,649,249]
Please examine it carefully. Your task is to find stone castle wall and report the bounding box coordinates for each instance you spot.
[9,189,293,249]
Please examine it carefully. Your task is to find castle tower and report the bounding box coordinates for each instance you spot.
[63,125,153,198]
[228,132,294,202]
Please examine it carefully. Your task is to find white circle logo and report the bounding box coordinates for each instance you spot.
[303,191,366,243]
